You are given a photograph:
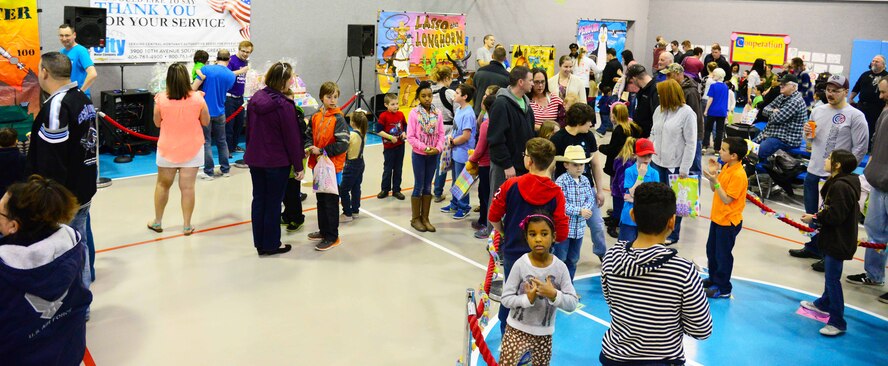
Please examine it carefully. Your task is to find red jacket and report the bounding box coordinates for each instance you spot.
[489,174,569,260]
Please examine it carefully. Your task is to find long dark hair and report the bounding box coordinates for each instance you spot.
[621,50,635,66]
[530,67,550,98]
[166,63,192,100]
[4,175,79,244]
[751,58,766,78]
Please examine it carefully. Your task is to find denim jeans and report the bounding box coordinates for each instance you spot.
[864,187,888,282]
[69,204,92,290]
[586,204,607,258]
[249,167,289,252]
[554,237,583,280]
[86,213,95,282]
[449,161,470,210]
[757,137,792,164]
[340,158,365,216]
[703,116,726,150]
[706,221,742,293]
[477,166,491,226]
[203,115,230,175]
[596,112,613,134]
[499,255,517,335]
[412,152,437,197]
[651,163,683,242]
[814,255,847,330]
[381,145,405,193]
[282,177,304,226]
[618,223,638,243]
[802,173,826,256]
[225,96,245,152]
[690,141,702,178]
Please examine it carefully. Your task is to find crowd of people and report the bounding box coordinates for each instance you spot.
[1,25,887,365]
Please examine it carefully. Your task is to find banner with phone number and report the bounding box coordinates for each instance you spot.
[0,0,41,116]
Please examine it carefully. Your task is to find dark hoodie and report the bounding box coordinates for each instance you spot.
[487,88,536,175]
[489,174,569,260]
[243,87,306,170]
[600,242,712,364]
[0,226,92,365]
[680,77,704,141]
[815,173,861,260]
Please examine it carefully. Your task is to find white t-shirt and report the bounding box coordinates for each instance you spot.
[573,56,600,82]
[746,70,761,96]
[476,47,492,66]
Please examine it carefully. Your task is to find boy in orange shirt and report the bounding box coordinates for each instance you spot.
[701,136,748,298]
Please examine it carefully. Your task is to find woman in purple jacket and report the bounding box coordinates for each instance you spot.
[244,62,306,256]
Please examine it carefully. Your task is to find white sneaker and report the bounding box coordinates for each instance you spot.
[339,214,354,223]
[198,172,214,181]
[819,325,845,336]
[222,172,231,177]
[800,300,828,316]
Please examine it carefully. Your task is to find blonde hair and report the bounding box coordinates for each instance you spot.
[538,120,559,139]
[656,79,685,112]
[563,93,580,109]
[617,137,637,163]
[432,65,453,83]
[611,104,641,136]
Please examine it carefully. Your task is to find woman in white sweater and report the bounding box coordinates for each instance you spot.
[549,55,587,102]
[649,79,698,245]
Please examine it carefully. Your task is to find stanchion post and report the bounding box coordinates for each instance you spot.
[95,115,112,188]
[464,288,476,366]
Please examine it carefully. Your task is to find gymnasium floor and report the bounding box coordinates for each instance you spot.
[85,137,887,365]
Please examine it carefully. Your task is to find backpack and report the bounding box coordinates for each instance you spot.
[736,77,749,107]
[764,149,806,193]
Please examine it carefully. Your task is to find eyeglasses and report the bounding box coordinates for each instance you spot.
[532,80,546,85]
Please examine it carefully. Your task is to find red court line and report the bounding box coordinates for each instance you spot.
[83,347,96,366]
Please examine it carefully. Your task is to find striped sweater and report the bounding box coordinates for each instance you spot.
[600,241,712,365]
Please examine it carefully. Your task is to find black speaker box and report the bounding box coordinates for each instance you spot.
[63,6,107,48]
[347,24,375,57]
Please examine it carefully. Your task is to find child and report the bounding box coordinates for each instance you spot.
[407,81,445,232]
[554,145,596,279]
[618,138,660,243]
[700,136,749,298]
[339,110,368,223]
[600,103,641,180]
[799,149,860,336]
[441,83,476,220]
[0,127,26,195]
[191,50,209,81]
[377,93,408,200]
[468,94,496,238]
[489,137,570,335]
[537,120,559,140]
[595,85,615,135]
[282,108,308,233]
[751,85,765,109]
[600,182,712,365]
[563,93,580,113]
[608,136,637,239]
[500,211,579,366]
[305,82,350,251]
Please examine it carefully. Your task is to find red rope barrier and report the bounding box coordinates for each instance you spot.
[98,112,159,142]
[340,94,357,110]
[225,105,244,123]
[468,314,499,366]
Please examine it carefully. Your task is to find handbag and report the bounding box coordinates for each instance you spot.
[450,166,478,201]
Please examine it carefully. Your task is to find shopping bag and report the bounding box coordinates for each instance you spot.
[450,166,478,201]
[313,153,339,194]
[439,141,452,172]
[669,174,701,218]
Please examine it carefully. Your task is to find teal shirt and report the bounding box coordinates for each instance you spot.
[620,163,660,226]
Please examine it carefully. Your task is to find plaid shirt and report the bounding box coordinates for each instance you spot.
[758,91,807,146]
[555,173,596,239]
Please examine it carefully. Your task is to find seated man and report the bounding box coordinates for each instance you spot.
[754,74,808,163]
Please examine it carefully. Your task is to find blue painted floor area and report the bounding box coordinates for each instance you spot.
[99,134,383,179]
[481,276,888,366]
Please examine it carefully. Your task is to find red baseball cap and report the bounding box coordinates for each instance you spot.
[635,138,656,156]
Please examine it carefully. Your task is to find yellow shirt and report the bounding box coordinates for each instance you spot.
[710,162,747,226]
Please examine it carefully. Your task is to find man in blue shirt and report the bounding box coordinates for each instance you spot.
[192,50,236,180]
[58,24,97,98]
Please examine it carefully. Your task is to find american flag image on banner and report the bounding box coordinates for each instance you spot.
[207,0,251,39]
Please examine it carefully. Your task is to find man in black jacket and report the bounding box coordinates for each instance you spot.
[702,43,732,80]
[625,64,659,137]
[487,66,535,194]
[472,47,510,116]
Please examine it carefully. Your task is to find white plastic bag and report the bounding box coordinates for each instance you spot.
[313,153,338,194]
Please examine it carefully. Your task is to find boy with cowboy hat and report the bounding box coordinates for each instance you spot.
[554,145,597,280]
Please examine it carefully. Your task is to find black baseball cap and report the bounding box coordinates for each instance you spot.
[569,43,579,50]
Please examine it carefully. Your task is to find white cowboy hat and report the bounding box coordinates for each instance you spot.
[554,145,593,164]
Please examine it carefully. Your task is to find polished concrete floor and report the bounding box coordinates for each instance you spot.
[85,139,887,365]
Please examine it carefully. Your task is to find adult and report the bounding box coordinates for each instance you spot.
[675,40,692,65]
[58,24,97,97]
[670,40,681,58]
[225,40,252,155]
[789,75,868,264]
[574,47,600,99]
[791,57,814,106]
[652,40,666,71]
[600,48,623,93]
[28,51,97,308]
[682,47,705,81]
[649,79,697,245]
[747,58,766,103]
[655,51,674,82]
[431,66,456,202]
[148,64,210,236]
[528,67,565,130]
[625,64,659,137]
[730,62,741,90]
[664,63,704,176]
[488,66,535,193]
[550,55,588,102]
[243,62,306,256]
[0,175,92,365]
[846,76,888,303]
[192,49,236,180]
[850,55,887,149]
[568,43,580,61]
[472,47,510,116]
[476,34,495,68]
[703,69,730,154]
[701,43,732,81]
[755,74,808,163]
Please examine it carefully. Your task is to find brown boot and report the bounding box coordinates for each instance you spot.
[410,196,426,232]
[421,195,436,232]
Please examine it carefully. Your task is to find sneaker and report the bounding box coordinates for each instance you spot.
[800,300,829,316]
[377,191,389,199]
[300,193,308,202]
[339,214,354,223]
[705,286,731,298]
[315,238,341,251]
[471,220,486,231]
[789,248,822,259]
[811,259,825,273]
[474,227,491,239]
[353,212,360,218]
[440,203,457,213]
[819,325,845,336]
[392,191,406,200]
[488,278,503,302]
[453,209,470,220]
[434,195,446,203]
[286,222,304,232]
[198,172,214,181]
[879,293,888,304]
[473,206,481,213]
[307,231,323,241]
[234,146,245,153]
[222,172,231,178]
[702,278,713,288]
[846,273,885,286]
[607,226,619,239]
[234,161,249,169]
[665,239,678,246]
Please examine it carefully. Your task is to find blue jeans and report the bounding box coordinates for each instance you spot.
[757,137,792,164]
[433,154,449,197]
[203,115,230,175]
[802,173,826,256]
[412,152,437,197]
[225,96,245,152]
[381,145,405,192]
[612,195,625,227]
[70,204,92,291]
[586,205,607,258]
[340,158,365,216]
[651,163,683,242]
[690,141,702,177]
[596,112,613,134]
[864,187,888,282]
[449,161,470,210]
[618,223,637,243]
[249,166,290,252]
[706,221,742,293]
[815,255,847,330]
[86,213,95,282]
[554,237,583,280]
[499,255,517,335]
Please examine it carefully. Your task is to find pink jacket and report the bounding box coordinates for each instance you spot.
[407,106,445,155]
[469,119,490,167]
